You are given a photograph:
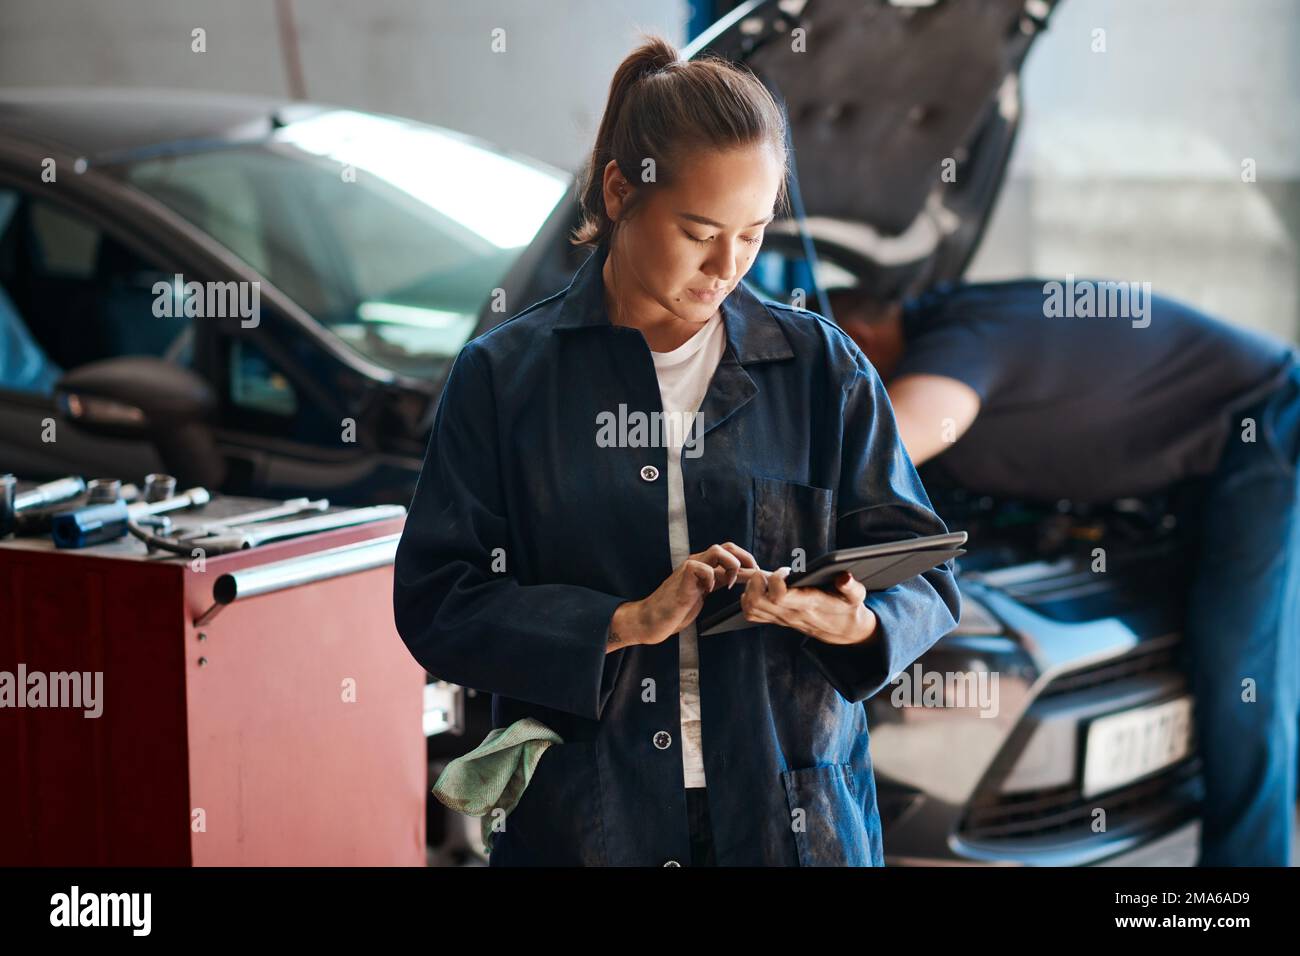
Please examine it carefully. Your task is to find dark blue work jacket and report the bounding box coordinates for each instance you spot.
[392,237,961,866]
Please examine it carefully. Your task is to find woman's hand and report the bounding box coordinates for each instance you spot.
[738,567,877,646]
[607,543,757,651]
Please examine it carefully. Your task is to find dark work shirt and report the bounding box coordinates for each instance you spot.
[894,279,1300,503]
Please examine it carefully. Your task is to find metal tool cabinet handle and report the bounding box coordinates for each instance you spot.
[194,533,401,626]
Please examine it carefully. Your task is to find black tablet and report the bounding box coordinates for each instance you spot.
[697,530,967,636]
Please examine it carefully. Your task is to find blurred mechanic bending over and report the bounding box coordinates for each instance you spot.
[830,279,1300,867]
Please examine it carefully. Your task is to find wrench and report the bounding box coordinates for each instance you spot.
[176,497,330,541]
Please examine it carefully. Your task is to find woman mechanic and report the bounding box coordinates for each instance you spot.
[392,36,961,866]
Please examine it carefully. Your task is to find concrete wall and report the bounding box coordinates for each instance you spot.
[966,0,1300,343]
[2,0,1295,341]
[0,0,686,170]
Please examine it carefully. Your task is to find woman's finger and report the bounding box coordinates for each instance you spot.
[690,544,742,590]
[835,571,867,604]
[768,566,791,603]
[692,543,735,568]
[684,559,717,594]
[697,543,740,569]
[739,567,768,610]
[704,544,743,588]
[718,542,759,570]
[740,579,774,623]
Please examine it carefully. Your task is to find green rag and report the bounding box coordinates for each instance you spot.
[430,717,564,854]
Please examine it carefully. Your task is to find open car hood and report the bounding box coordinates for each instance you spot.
[686,0,1063,299]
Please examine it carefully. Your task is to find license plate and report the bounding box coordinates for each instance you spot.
[1082,696,1193,798]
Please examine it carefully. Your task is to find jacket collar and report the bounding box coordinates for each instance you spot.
[552,235,795,365]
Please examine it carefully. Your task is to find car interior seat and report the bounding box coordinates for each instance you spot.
[0,279,62,395]
[0,190,62,394]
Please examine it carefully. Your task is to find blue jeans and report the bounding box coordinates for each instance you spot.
[1177,356,1300,866]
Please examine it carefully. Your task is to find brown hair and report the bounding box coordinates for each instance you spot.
[570,34,791,249]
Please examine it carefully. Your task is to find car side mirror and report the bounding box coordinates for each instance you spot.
[55,357,227,489]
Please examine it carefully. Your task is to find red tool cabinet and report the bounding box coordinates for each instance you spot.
[0,502,426,866]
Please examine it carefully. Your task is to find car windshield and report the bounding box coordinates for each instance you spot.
[110,109,570,378]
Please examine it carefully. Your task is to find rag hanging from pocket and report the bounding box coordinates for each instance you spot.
[430,717,563,854]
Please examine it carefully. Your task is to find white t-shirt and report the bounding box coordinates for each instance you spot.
[648,309,727,789]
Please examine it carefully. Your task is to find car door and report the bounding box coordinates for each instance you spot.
[0,167,399,502]
[0,182,196,481]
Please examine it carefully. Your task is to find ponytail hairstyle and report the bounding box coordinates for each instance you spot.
[570,34,791,249]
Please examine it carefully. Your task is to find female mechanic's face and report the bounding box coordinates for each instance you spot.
[602,143,784,327]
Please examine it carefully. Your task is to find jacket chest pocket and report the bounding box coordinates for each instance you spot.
[751,476,835,572]
[781,762,882,866]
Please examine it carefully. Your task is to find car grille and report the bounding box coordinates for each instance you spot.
[960,758,1200,841]
[958,638,1199,843]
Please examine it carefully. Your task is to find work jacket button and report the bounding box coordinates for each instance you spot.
[653,730,672,750]
[640,465,659,481]
[663,859,681,867]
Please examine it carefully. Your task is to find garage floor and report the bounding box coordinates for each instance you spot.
[1128,802,1300,867]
